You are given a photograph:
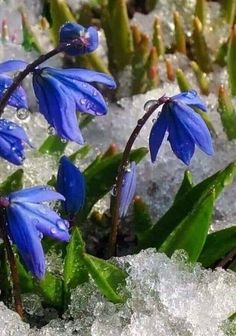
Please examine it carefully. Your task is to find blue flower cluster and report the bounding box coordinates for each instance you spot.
[0,23,116,164]
[0,22,215,279]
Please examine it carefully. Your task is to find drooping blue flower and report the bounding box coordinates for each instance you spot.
[0,59,116,143]
[0,119,32,165]
[149,90,214,165]
[59,22,98,56]
[119,161,137,217]
[56,155,85,217]
[32,66,116,143]
[3,186,70,279]
[0,60,28,109]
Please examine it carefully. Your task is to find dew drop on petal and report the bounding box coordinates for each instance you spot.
[56,219,67,231]
[50,227,57,235]
[38,232,43,240]
[16,108,29,120]
[32,218,40,226]
[80,98,87,105]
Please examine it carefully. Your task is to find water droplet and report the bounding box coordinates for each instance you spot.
[61,138,67,143]
[152,118,157,123]
[50,227,57,235]
[144,99,159,111]
[82,83,87,88]
[80,98,87,105]
[32,218,39,226]
[48,126,55,135]
[93,90,97,96]
[111,184,117,196]
[7,124,15,130]
[38,232,43,240]
[11,146,16,151]
[56,219,67,231]
[16,108,29,120]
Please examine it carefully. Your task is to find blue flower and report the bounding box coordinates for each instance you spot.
[32,66,116,143]
[119,161,137,217]
[0,119,32,165]
[56,155,85,217]
[0,59,116,143]
[149,90,214,165]
[59,22,98,56]
[0,60,28,109]
[3,186,70,279]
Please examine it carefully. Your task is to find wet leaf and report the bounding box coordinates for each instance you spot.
[198,225,236,267]
[174,170,193,204]
[39,135,67,156]
[160,190,215,261]
[0,169,24,195]
[36,272,64,309]
[139,163,236,250]
[83,253,126,303]
[64,228,88,296]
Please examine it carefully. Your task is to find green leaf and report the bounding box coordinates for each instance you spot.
[173,11,186,54]
[69,145,91,162]
[192,16,212,73]
[227,26,236,96]
[101,0,133,72]
[80,147,148,221]
[20,8,43,53]
[83,253,126,303]
[139,163,236,250]
[133,196,153,241]
[174,170,193,204]
[17,258,34,293]
[64,228,89,295]
[39,135,67,155]
[217,84,236,140]
[190,61,210,95]
[160,190,215,261]
[36,272,64,309]
[0,169,24,195]
[198,225,236,267]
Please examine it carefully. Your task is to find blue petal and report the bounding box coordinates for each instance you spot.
[59,23,98,56]
[167,110,195,165]
[173,101,214,156]
[149,109,168,162]
[172,90,207,111]
[57,156,85,216]
[0,119,32,146]
[0,75,28,109]
[48,74,108,116]
[119,161,137,217]
[33,72,84,144]
[7,204,45,279]
[16,202,70,242]
[0,135,24,165]
[44,67,116,89]
[0,60,27,73]
[9,186,65,204]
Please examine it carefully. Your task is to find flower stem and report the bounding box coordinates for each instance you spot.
[108,95,168,257]
[0,38,84,115]
[0,46,62,115]
[0,209,23,318]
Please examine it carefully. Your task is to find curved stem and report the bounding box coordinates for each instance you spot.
[0,209,23,318]
[108,96,168,257]
[0,37,85,115]
[0,46,62,115]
